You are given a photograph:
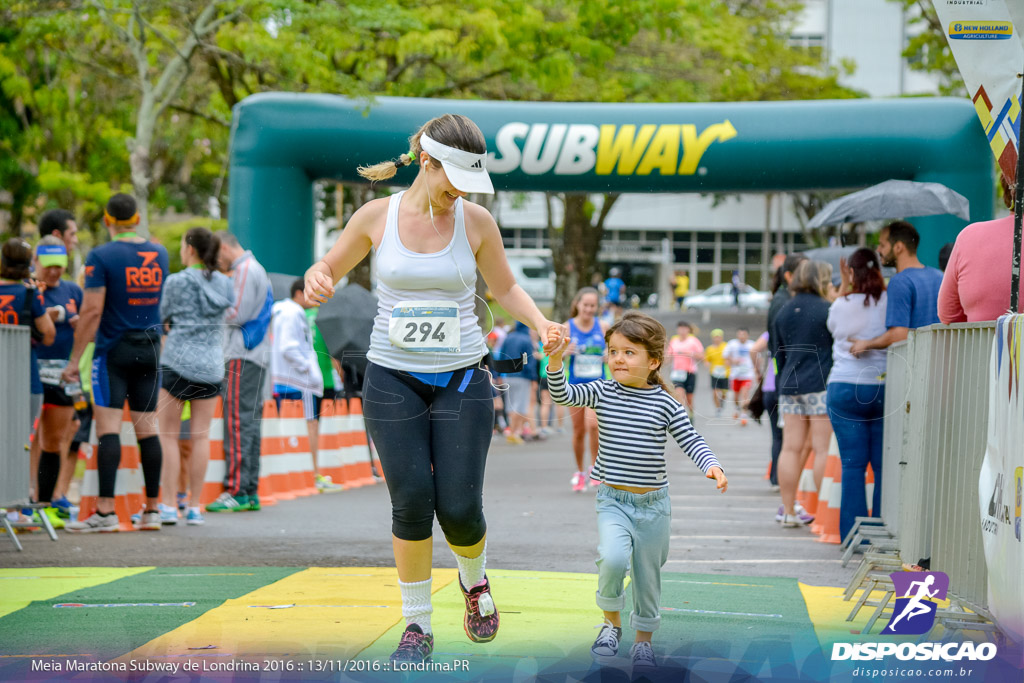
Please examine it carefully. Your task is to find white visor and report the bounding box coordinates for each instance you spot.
[420,133,494,195]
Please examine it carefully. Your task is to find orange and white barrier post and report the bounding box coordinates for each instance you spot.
[815,434,843,544]
[795,450,819,526]
[279,399,317,497]
[342,397,376,487]
[316,399,347,486]
[258,400,295,501]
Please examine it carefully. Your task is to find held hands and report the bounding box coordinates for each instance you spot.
[541,321,568,354]
[706,466,728,493]
[304,268,335,307]
[543,323,571,365]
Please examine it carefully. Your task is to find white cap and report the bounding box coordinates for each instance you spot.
[420,133,494,195]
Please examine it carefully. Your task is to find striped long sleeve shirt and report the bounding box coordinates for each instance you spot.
[547,370,721,488]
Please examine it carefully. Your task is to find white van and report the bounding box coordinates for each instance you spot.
[507,255,555,303]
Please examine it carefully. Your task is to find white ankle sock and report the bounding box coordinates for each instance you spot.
[399,578,433,634]
[453,543,486,588]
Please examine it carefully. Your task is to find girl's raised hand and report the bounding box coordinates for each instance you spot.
[541,320,568,354]
[547,332,571,361]
[706,466,728,493]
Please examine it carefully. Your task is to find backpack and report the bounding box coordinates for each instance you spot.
[239,287,274,350]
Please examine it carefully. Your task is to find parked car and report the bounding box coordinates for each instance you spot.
[683,283,772,312]
[506,255,555,303]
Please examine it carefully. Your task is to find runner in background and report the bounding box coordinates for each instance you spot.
[703,329,729,418]
[306,304,344,491]
[62,193,169,533]
[604,267,626,320]
[723,328,756,425]
[564,287,608,492]
[671,271,689,310]
[666,321,703,417]
[32,237,82,527]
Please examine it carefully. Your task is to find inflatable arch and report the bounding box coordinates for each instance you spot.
[228,94,993,274]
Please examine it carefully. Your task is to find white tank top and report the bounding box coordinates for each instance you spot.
[367,190,486,372]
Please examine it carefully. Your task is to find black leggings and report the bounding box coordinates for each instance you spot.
[362,361,494,545]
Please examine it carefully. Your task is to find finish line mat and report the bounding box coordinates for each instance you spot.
[0,567,1016,682]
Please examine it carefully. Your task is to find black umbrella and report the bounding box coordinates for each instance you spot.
[807,179,970,229]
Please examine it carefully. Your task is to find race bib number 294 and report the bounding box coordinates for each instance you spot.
[388,300,461,353]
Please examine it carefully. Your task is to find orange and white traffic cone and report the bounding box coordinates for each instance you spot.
[200,397,225,506]
[78,404,144,531]
[279,399,317,497]
[316,399,347,486]
[796,450,819,527]
[343,397,377,487]
[815,434,843,544]
[258,400,293,501]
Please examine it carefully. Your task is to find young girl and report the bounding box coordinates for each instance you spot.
[546,311,727,672]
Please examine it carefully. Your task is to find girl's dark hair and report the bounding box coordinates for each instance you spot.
[605,311,675,399]
[184,227,221,279]
[1,238,33,280]
[569,287,600,319]
[357,114,487,183]
[846,247,885,306]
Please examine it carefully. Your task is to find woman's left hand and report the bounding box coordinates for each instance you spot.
[538,319,568,354]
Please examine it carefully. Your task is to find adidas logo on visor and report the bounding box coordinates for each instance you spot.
[470,159,483,169]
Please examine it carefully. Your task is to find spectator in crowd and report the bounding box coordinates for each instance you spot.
[271,279,326,487]
[827,249,888,541]
[156,228,234,527]
[731,270,742,308]
[38,209,80,275]
[666,321,703,416]
[938,174,1024,322]
[63,193,169,533]
[207,232,272,513]
[1,238,56,430]
[671,271,690,310]
[31,236,82,527]
[703,328,729,417]
[497,321,537,445]
[772,260,834,528]
[723,328,755,425]
[850,221,942,357]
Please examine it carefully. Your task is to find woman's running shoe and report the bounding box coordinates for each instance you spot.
[390,624,433,664]
[459,575,499,643]
[67,512,119,533]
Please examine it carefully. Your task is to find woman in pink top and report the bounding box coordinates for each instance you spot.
[667,321,704,414]
[940,179,1024,322]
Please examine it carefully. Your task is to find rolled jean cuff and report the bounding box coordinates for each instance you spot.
[595,590,625,612]
[630,612,661,633]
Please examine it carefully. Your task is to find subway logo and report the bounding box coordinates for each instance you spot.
[487,121,737,176]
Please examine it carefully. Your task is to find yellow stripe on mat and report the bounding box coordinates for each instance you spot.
[0,567,153,619]
[120,568,458,662]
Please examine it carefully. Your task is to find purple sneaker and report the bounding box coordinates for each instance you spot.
[390,624,433,664]
[460,575,499,643]
[776,504,814,525]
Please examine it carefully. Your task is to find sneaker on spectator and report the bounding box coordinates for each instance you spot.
[67,512,119,533]
[43,507,65,529]
[775,503,812,524]
[247,494,261,511]
[137,510,161,531]
[205,492,249,512]
[315,474,343,492]
[591,622,621,660]
[459,575,499,643]
[51,496,73,519]
[158,503,179,525]
[571,471,586,493]
[630,641,657,673]
[390,624,433,664]
[186,508,205,526]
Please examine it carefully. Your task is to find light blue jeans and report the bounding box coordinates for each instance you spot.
[595,484,671,633]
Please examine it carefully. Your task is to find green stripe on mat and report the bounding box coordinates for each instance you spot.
[0,567,299,660]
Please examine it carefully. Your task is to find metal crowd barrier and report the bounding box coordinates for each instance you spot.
[1,326,31,508]
[882,321,997,616]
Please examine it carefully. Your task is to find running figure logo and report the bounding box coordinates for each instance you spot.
[884,571,949,635]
